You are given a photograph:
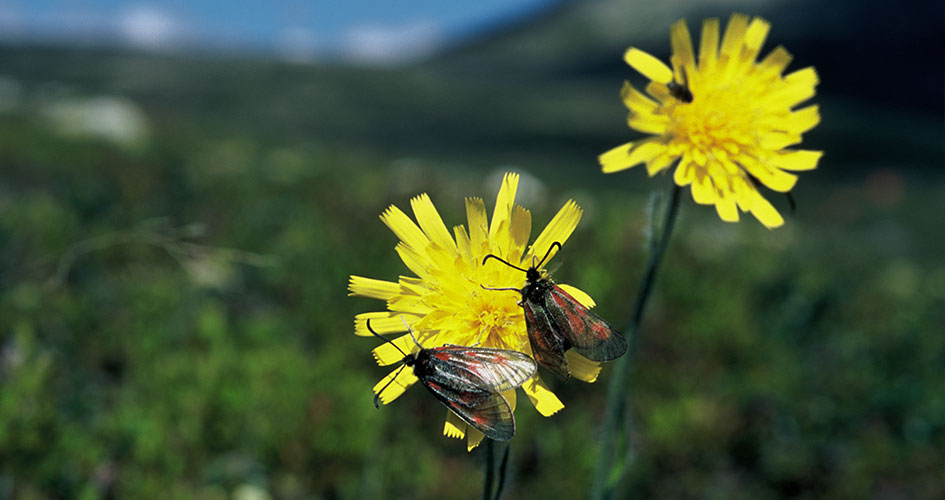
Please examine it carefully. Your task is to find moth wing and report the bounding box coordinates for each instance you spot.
[523,297,571,380]
[432,346,537,392]
[546,285,628,362]
[421,367,516,441]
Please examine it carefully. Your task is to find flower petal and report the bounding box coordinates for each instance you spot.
[669,19,696,76]
[748,190,785,228]
[719,13,750,62]
[529,200,582,264]
[698,18,721,69]
[742,17,771,62]
[444,410,466,439]
[489,172,519,242]
[348,276,400,300]
[566,352,602,383]
[624,48,673,83]
[600,142,639,173]
[465,197,489,251]
[380,205,429,252]
[626,112,670,135]
[715,195,739,223]
[620,81,659,113]
[523,378,564,416]
[372,333,418,365]
[354,312,411,336]
[411,194,457,253]
[739,157,798,193]
[466,428,486,451]
[373,365,419,405]
[509,205,532,261]
[556,284,596,308]
[784,105,820,134]
[770,150,822,171]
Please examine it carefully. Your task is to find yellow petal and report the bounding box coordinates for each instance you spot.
[601,141,666,174]
[624,48,673,83]
[354,312,411,336]
[600,142,639,173]
[784,105,820,134]
[556,284,595,308]
[620,81,659,112]
[411,194,457,253]
[348,276,400,300]
[759,46,793,76]
[489,172,519,241]
[380,205,429,252]
[770,150,822,171]
[509,205,532,260]
[698,18,720,69]
[566,352,602,383]
[741,17,771,62]
[719,13,750,60]
[690,171,716,205]
[465,197,488,251]
[669,19,696,75]
[394,243,431,280]
[454,225,472,262]
[466,428,486,451]
[739,157,798,193]
[761,132,801,150]
[627,113,670,135]
[373,365,418,405]
[444,410,466,439]
[523,378,564,416]
[768,67,818,107]
[748,190,784,228]
[528,200,582,265]
[715,195,739,222]
[372,333,418,365]
[646,151,678,176]
[504,389,517,410]
[673,160,695,186]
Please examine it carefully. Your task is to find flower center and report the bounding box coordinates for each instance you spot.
[464,291,523,350]
[669,81,757,163]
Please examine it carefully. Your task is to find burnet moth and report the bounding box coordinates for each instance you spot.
[482,242,628,380]
[368,319,537,441]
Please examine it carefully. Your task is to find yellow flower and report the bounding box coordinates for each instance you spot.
[349,172,602,450]
[600,13,822,228]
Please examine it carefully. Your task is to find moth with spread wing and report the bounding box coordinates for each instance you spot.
[367,320,537,441]
[482,242,628,380]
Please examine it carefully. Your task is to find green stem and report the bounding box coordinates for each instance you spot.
[590,185,681,500]
[494,444,511,500]
[482,439,495,500]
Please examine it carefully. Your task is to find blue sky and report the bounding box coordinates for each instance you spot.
[0,0,556,63]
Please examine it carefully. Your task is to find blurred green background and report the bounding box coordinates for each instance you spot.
[1,0,943,498]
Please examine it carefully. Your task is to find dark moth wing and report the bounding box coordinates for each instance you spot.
[545,285,628,362]
[523,297,571,380]
[418,350,521,441]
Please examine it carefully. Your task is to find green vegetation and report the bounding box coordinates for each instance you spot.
[0,44,942,499]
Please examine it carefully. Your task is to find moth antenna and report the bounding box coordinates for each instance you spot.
[785,192,797,214]
[480,284,520,293]
[536,242,562,268]
[366,319,409,359]
[399,316,423,349]
[482,254,529,273]
[373,363,407,409]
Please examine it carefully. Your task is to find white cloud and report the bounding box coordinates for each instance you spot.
[340,19,441,65]
[118,5,183,49]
